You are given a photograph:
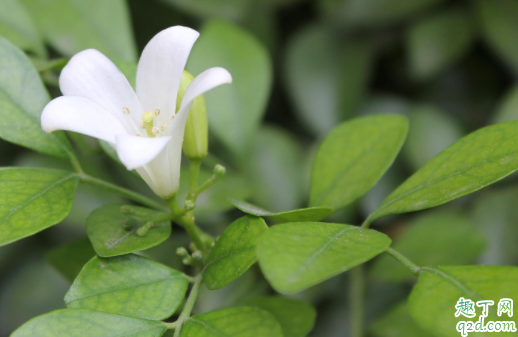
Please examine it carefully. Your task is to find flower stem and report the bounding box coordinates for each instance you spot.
[166,196,207,254]
[78,174,167,211]
[385,247,421,276]
[195,164,225,197]
[172,274,203,336]
[350,265,365,337]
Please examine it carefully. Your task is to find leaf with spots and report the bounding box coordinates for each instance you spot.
[203,215,268,290]
[409,266,518,336]
[11,309,168,337]
[86,204,171,257]
[0,168,78,246]
[256,222,391,294]
[65,254,189,320]
[368,121,518,223]
[180,306,283,337]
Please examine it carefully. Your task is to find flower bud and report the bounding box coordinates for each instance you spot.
[177,70,208,159]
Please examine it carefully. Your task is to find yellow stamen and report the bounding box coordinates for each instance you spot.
[141,111,156,138]
[155,108,161,116]
[123,107,130,115]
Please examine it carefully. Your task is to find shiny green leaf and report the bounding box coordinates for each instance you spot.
[246,297,316,337]
[409,266,518,336]
[181,306,283,337]
[0,168,78,246]
[310,114,408,210]
[22,0,136,62]
[370,211,486,282]
[369,121,518,222]
[0,36,71,158]
[408,8,474,80]
[12,309,167,337]
[229,198,333,223]
[285,25,373,136]
[204,215,268,290]
[256,222,391,294]
[187,20,272,158]
[65,254,189,320]
[86,204,171,257]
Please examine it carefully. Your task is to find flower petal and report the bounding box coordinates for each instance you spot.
[41,96,127,144]
[115,135,171,170]
[136,26,199,128]
[59,49,142,133]
[144,67,233,197]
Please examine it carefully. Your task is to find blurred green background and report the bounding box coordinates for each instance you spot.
[1,0,518,336]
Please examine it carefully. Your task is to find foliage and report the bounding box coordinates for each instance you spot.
[0,0,517,336]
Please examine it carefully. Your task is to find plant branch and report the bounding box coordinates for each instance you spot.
[78,174,167,211]
[172,274,203,336]
[195,164,225,197]
[385,247,421,276]
[350,265,365,337]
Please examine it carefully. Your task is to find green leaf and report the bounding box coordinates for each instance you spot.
[86,204,171,257]
[22,0,136,62]
[0,36,71,158]
[403,105,463,170]
[229,198,332,223]
[492,85,518,124]
[46,238,95,282]
[370,211,486,282]
[0,168,78,246]
[187,20,272,158]
[310,114,409,210]
[246,297,316,337]
[256,222,391,294]
[407,8,474,80]
[471,188,518,264]
[158,0,253,21]
[204,215,268,290]
[369,121,518,222]
[245,125,305,212]
[319,0,445,28]
[477,0,518,76]
[65,254,189,320]
[181,306,283,337]
[284,25,373,137]
[409,266,518,337]
[371,302,434,337]
[0,0,46,57]
[12,309,167,337]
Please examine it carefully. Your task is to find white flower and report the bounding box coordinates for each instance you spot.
[41,26,232,198]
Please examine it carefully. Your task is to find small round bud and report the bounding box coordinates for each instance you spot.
[184,200,195,211]
[214,164,226,176]
[192,251,203,262]
[176,247,189,257]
